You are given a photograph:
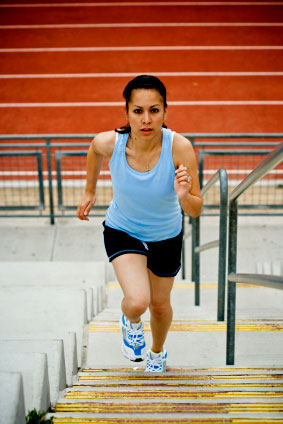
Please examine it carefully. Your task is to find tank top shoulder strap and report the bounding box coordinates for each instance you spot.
[109,132,128,167]
[161,128,176,170]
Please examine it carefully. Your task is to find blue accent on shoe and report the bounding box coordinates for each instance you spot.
[145,348,167,373]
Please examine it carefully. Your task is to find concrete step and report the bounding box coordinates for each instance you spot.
[46,367,283,421]
[0,332,78,387]
[105,281,283,321]
[0,372,25,424]
[0,286,88,366]
[0,339,66,408]
[0,261,107,316]
[0,352,50,415]
[86,320,283,369]
[256,260,283,276]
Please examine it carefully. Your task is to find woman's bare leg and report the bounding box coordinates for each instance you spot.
[148,269,174,353]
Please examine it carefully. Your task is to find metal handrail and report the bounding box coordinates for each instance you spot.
[228,273,283,290]
[226,143,283,365]
[191,168,228,321]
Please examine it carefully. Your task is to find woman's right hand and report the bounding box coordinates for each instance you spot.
[77,192,96,221]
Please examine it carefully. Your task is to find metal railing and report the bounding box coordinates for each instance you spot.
[0,134,282,224]
[191,168,228,321]
[198,149,283,211]
[226,143,283,365]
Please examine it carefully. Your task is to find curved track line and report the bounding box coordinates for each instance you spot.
[1,72,283,78]
[1,101,283,107]
[1,2,283,6]
[1,1,283,5]
[1,46,283,52]
[2,23,283,29]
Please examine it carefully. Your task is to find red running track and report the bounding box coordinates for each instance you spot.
[1,50,282,74]
[1,76,283,102]
[0,2,282,134]
[1,27,283,48]
[1,105,282,134]
[1,4,283,25]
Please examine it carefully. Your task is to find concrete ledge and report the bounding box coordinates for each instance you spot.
[0,332,78,387]
[0,287,88,366]
[0,339,66,407]
[0,372,26,424]
[0,353,50,414]
[0,261,107,317]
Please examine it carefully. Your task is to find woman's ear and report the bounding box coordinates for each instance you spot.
[164,108,168,123]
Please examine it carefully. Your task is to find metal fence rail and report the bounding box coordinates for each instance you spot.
[226,143,283,365]
[198,149,283,211]
[191,168,228,321]
[0,134,282,224]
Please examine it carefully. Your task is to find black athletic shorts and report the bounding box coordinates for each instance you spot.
[103,222,183,277]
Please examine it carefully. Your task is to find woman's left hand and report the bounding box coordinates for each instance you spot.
[174,164,192,199]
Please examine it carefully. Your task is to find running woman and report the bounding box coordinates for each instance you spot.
[77,75,202,372]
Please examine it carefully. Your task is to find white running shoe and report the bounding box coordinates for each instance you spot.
[119,314,146,362]
[145,348,167,373]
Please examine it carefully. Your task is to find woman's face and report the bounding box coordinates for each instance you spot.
[126,89,167,140]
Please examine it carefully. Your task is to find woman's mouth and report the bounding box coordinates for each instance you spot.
[141,128,152,135]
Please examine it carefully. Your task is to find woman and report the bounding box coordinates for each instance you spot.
[77,75,202,373]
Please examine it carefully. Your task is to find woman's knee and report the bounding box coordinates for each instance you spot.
[149,300,172,318]
[123,295,149,316]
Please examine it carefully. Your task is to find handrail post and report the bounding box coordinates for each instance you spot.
[194,216,200,306]
[217,169,228,321]
[198,150,204,190]
[191,217,196,284]
[226,198,238,365]
[46,138,55,225]
[181,211,186,280]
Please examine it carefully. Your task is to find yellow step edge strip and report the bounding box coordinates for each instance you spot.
[81,367,283,373]
[65,390,283,399]
[89,323,283,332]
[74,382,283,388]
[56,402,283,413]
[53,419,283,424]
[78,375,283,382]
[107,283,259,289]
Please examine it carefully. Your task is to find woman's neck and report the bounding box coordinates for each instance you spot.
[128,130,163,153]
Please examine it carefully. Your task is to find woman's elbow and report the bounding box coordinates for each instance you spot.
[190,197,203,218]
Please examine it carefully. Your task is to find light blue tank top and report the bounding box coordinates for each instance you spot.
[105,127,182,242]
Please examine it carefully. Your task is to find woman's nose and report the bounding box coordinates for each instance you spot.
[142,112,151,124]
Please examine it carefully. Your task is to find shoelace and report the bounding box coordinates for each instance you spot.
[127,327,145,348]
[146,354,164,372]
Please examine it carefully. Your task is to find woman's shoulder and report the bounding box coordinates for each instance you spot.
[172,132,195,166]
[172,132,194,151]
[92,130,117,157]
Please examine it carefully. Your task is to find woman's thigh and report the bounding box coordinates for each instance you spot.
[112,253,151,303]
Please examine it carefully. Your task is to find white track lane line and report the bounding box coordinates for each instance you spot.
[1,23,283,29]
[1,2,283,7]
[1,101,283,107]
[1,72,283,78]
[1,46,283,52]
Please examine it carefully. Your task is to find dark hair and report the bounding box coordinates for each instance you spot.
[115,75,167,134]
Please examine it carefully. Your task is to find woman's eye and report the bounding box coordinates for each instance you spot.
[151,108,159,113]
[134,109,142,114]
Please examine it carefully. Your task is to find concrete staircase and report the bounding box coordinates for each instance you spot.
[47,280,283,423]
